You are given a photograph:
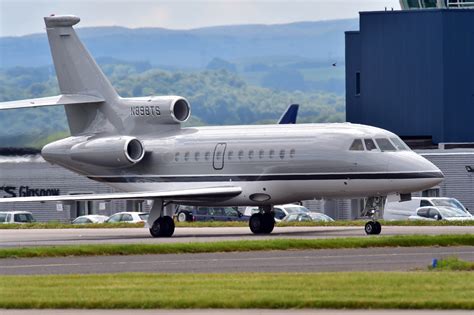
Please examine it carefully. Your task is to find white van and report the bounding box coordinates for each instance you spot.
[384,197,469,221]
[0,211,36,224]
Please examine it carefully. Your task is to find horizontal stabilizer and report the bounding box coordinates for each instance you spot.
[0,94,104,110]
[0,186,242,203]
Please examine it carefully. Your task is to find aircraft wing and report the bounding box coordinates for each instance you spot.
[0,94,104,110]
[0,186,242,203]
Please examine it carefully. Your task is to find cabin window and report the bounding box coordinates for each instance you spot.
[279,149,285,159]
[259,150,265,159]
[194,152,200,161]
[174,152,180,162]
[184,152,190,161]
[375,138,396,152]
[364,139,377,151]
[349,139,364,151]
[269,149,275,159]
[228,150,234,160]
[205,152,211,161]
[238,150,244,160]
[249,150,255,159]
[290,149,296,158]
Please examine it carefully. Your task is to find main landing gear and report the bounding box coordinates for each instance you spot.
[150,216,175,237]
[249,205,275,234]
[147,199,175,237]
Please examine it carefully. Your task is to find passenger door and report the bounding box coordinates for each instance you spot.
[213,143,227,170]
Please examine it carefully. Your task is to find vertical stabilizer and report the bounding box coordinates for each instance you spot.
[44,15,119,135]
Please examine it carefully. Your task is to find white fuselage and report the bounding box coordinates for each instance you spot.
[43,123,444,206]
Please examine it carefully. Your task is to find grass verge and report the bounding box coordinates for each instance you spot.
[1,234,473,259]
[0,272,473,309]
[430,257,474,271]
[2,219,474,229]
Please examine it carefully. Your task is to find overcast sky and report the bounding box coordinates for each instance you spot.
[0,0,400,37]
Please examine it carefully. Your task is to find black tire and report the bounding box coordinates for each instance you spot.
[149,216,175,237]
[261,212,275,234]
[365,221,375,235]
[149,218,162,237]
[373,221,382,235]
[249,213,263,234]
[177,211,188,222]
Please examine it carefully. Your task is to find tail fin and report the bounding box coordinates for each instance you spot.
[44,15,120,135]
[278,104,299,124]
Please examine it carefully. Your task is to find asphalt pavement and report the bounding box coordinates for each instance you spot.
[1,225,473,248]
[1,246,472,275]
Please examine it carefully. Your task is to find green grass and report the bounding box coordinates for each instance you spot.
[430,257,474,271]
[1,234,473,259]
[0,272,473,309]
[2,219,474,229]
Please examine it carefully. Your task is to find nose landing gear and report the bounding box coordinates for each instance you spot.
[365,220,381,235]
[361,196,386,235]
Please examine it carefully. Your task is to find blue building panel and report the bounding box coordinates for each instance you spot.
[346,9,474,144]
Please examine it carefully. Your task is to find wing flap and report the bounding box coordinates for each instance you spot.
[0,94,104,110]
[0,186,242,203]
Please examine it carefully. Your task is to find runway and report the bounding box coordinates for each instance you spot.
[1,225,473,248]
[1,246,473,275]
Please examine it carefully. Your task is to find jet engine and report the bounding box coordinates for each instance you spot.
[126,96,191,124]
[70,136,145,168]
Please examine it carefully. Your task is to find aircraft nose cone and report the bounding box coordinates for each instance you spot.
[421,156,444,187]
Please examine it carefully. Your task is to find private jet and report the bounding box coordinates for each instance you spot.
[0,15,443,237]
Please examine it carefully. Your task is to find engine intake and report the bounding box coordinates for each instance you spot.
[70,136,145,168]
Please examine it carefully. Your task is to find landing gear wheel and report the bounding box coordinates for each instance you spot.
[261,212,275,234]
[249,213,275,234]
[365,221,381,235]
[249,213,263,234]
[374,221,382,235]
[149,216,175,237]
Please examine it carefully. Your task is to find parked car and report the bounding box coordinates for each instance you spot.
[72,215,109,224]
[281,212,335,222]
[244,204,312,222]
[384,197,469,220]
[105,212,149,223]
[408,206,474,221]
[307,212,335,222]
[175,205,248,222]
[281,213,313,222]
[0,211,36,224]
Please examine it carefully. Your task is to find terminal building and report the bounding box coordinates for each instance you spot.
[1,4,474,221]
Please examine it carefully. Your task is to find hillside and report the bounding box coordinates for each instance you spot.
[0,19,357,68]
[0,62,345,147]
[0,19,356,95]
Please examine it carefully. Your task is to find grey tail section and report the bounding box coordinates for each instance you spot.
[44,15,119,135]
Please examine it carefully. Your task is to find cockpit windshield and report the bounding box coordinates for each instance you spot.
[349,137,411,152]
[375,138,396,152]
[364,139,377,151]
[390,137,410,151]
